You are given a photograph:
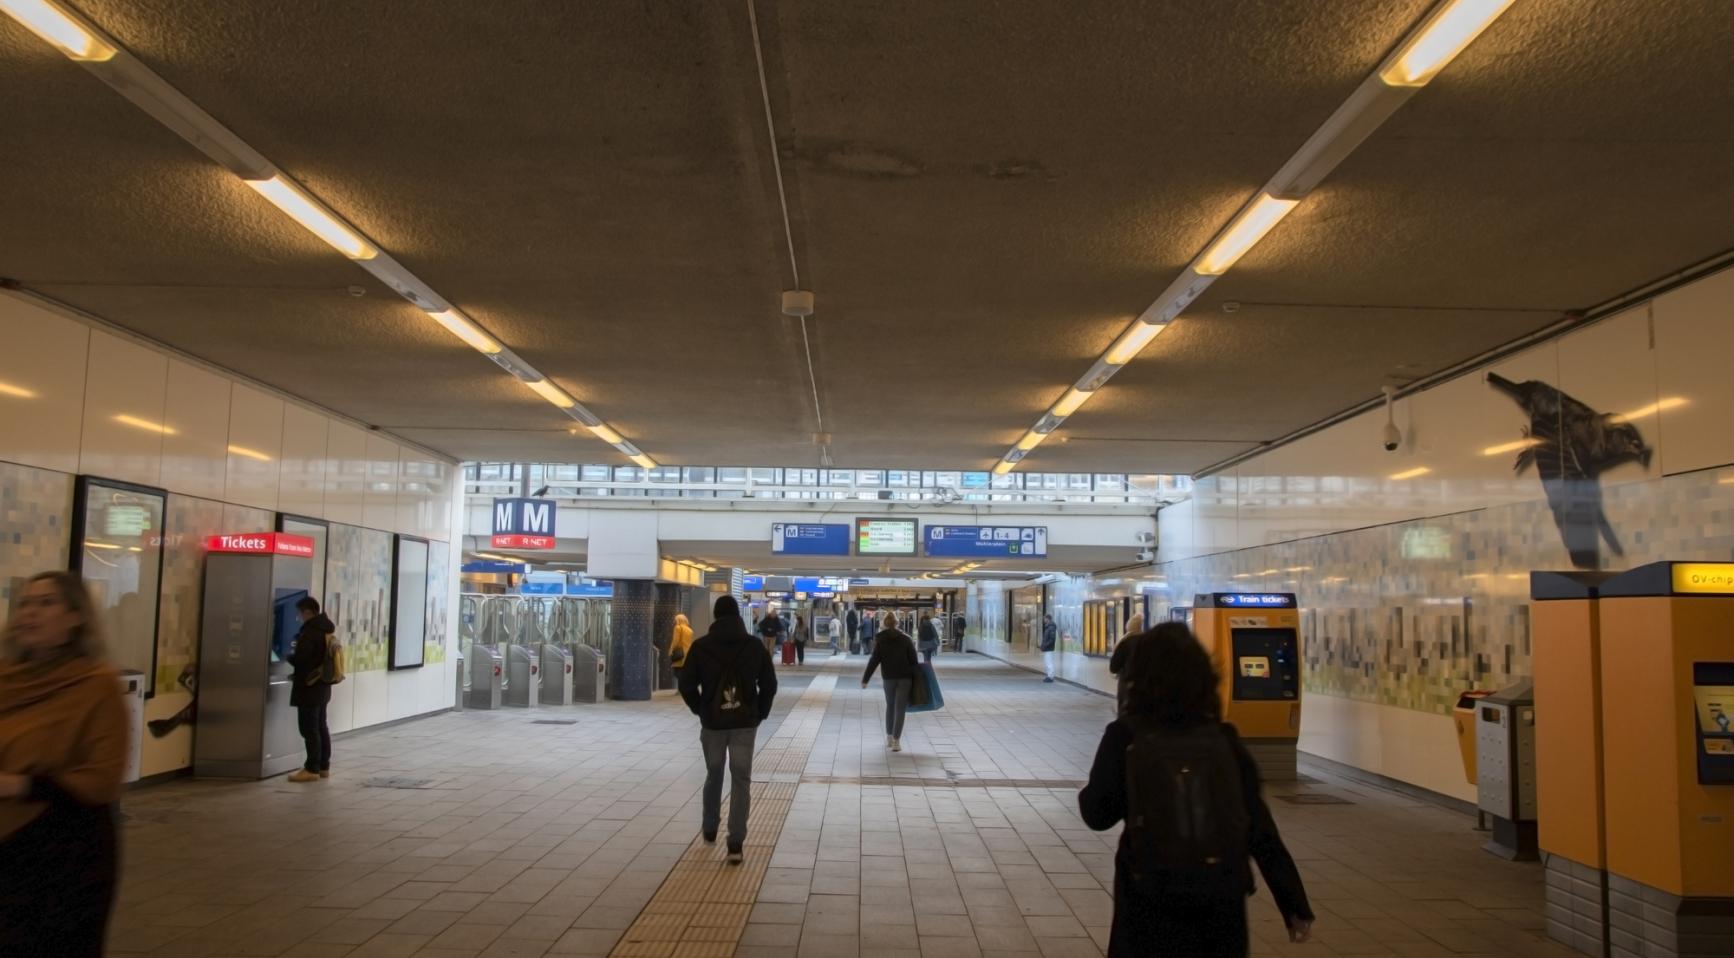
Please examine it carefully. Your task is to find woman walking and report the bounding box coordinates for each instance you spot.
[670,613,694,673]
[861,611,920,752]
[792,614,809,665]
[1107,612,1146,715]
[1078,623,1314,956]
[0,571,129,956]
[917,614,940,664]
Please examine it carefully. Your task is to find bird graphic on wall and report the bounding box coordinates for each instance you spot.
[1486,373,1651,569]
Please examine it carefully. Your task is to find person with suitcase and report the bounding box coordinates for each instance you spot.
[1078,623,1314,957]
[678,595,777,865]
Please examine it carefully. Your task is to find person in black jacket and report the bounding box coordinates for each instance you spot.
[1040,613,1059,682]
[1078,624,1313,957]
[917,615,940,664]
[679,595,777,863]
[756,606,785,660]
[861,612,920,752]
[286,597,336,783]
[845,606,860,654]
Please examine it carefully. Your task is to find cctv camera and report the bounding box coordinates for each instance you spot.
[1381,421,1402,452]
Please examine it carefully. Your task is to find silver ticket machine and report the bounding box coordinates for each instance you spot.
[504,644,540,707]
[571,646,606,703]
[468,644,502,709]
[1477,678,1538,860]
[540,644,574,706]
[193,533,316,779]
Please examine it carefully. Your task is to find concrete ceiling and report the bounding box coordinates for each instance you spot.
[2,1,1730,474]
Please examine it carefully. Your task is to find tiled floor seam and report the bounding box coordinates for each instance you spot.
[608,660,842,957]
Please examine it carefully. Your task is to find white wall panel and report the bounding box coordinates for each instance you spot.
[326,678,356,735]
[0,294,88,474]
[1653,265,1734,475]
[324,421,368,526]
[349,669,389,729]
[223,384,283,511]
[79,331,168,488]
[278,405,329,519]
[363,434,399,532]
[1299,694,1475,803]
[397,449,436,538]
[160,360,231,500]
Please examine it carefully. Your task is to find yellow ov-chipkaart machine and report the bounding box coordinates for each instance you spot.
[1192,592,1302,781]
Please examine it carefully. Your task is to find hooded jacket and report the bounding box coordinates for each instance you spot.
[0,652,127,840]
[289,613,336,708]
[680,599,777,729]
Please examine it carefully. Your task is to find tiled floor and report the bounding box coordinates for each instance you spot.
[106,654,1574,957]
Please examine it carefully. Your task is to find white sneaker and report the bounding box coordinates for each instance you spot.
[891,737,902,752]
[886,735,895,748]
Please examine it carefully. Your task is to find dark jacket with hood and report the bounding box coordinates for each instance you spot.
[863,627,920,683]
[680,597,778,730]
[289,613,336,708]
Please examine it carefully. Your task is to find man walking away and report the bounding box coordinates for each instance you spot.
[846,606,860,654]
[287,597,336,782]
[950,611,967,652]
[757,606,785,660]
[862,611,921,752]
[1040,613,1058,683]
[917,614,940,664]
[679,595,777,864]
[861,610,878,658]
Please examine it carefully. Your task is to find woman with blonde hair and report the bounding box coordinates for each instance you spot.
[0,570,129,955]
[1109,612,1146,715]
[670,613,694,672]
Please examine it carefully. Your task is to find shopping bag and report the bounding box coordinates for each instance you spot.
[908,662,944,713]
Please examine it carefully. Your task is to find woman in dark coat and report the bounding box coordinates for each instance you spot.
[1078,623,1314,957]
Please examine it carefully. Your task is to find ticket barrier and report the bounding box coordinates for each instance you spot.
[505,644,540,708]
[1476,679,1538,861]
[540,644,575,707]
[1192,592,1302,780]
[468,644,502,710]
[572,645,606,704]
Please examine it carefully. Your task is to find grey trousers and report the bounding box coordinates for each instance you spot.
[882,678,912,738]
[700,726,755,847]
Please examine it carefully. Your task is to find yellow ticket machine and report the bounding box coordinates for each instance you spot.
[1193,592,1301,781]
[1530,570,1615,956]
[1598,561,1734,955]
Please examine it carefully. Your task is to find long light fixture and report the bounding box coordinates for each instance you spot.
[425,308,501,355]
[0,0,112,61]
[1379,0,1517,87]
[113,413,175,435]
[0,380,38,399]
[589,423,624,445]
[990,0,1516,475]
[1014,430,1047,452]
[5,0,656,468]
[244,176,376,260]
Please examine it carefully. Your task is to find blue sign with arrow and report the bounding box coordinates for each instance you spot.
[771,523,851,556]
[924,525,1048,558]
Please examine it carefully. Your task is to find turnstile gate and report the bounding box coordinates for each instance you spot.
[539,644,574,706]
[504,644,540,708]
[571,645,606,703]
[468,644,502,709]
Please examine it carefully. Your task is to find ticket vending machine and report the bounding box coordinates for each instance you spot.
[1192,592,1302,780]
[1597,561,1734,956]
[193,533,316,779]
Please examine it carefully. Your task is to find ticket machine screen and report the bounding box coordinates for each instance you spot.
[1230,627,1298,700]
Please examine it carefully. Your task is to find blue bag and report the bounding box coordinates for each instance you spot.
[908,661,944,713]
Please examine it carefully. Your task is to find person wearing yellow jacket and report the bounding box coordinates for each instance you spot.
[670,614,694,672]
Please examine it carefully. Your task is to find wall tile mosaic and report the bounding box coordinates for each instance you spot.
[0,460,72,608]
[1142,465,1734,716]
[327,522,393,672]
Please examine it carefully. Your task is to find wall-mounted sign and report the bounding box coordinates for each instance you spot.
[567,582,614,598]
[1201,592,1296,608]
[492,497,556,550]
[772,523,851,556]
[742,575,765,592]
[924,525,1048,558]
[1673,562,1734,595]
[856,518,919,556]
[205,533,316,557]
[462,560,528,574]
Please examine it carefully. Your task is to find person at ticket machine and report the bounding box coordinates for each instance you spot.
[286,597,339,784]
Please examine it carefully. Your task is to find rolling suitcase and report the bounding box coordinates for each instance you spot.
[781,640,796,665]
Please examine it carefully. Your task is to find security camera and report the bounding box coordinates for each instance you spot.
[1135,549,1155,563]
[1380,385,1402,452]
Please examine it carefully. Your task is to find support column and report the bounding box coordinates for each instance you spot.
[652,582,681,691]
[609,579,655,701]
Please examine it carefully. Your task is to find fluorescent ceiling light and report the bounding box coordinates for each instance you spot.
[992,461,1015,476]
[0,380,38,399]
[113,413,175,435]
[589,423,623,445]
[1380,0,1517,87]
[1,0,114,61]
[522,377,576,409]
[630,454,657,470]
[1051,387,1094,418]
[1196,194,1299,275]
[1014,431,1047,452]
[1613,396,1687,422]
[227,444,272,462]
[1481,438,1540,456]
[1388,466,1432,480]
[425,309,501,355]
[1104,322,1169,365]
[244,175,377,260]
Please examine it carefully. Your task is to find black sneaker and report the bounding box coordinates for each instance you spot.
[702,831,717,845]
[726,845,743,865]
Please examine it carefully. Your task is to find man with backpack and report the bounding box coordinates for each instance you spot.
[1078,623,1313,956]
[286,597,338,784]
[678,595,777,864]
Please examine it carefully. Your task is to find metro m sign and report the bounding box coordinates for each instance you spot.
[491,497,557,551]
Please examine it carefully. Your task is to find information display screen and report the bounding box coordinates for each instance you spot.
[1229,627,1299,701]
[856,518,919,556]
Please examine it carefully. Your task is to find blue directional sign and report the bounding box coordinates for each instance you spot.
[924,525,1048,559]
[566,582,614,598]
[742,575,766,592]
[772,522,851,556]
[462,560,528,574]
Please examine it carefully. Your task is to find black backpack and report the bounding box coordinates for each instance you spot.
[1122,720,1250,900]
[706,642,760,729]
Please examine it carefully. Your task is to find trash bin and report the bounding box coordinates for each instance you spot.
[1453,689,1495,784]
[571,646,606,703]
[1477,679,1538,860]
[118,670,145,784]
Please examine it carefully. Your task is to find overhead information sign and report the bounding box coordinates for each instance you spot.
[856,518,919,556]
[924,525,1048,558]
[742,575,765,592]
[772,523,851,556]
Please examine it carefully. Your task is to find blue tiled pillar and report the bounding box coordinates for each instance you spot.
[609,579,655,701]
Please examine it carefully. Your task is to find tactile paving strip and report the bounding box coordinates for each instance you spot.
[609,667,838,957]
